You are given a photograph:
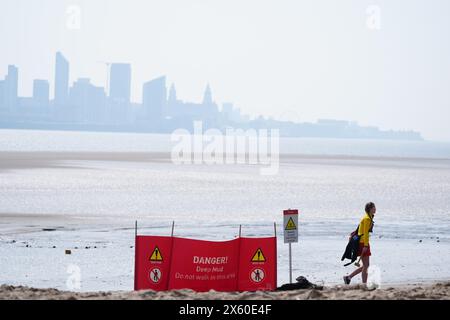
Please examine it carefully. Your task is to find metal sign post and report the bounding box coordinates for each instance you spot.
[283,209,299,284]
[135,220,138,238]
[289,242,292,283]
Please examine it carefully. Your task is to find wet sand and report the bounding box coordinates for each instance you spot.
[1,151,449,171]
[0,151,172,171]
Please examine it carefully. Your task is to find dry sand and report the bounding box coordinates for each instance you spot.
[1,282,449,300]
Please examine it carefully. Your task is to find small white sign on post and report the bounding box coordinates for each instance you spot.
[283,209,299,284]
[283,209,298,243]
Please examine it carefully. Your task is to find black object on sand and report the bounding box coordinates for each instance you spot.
[276,276,323,291]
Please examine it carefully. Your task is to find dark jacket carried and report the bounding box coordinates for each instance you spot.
[341,226,361,266]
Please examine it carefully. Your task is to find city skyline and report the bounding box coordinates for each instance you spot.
[0,51,248,131]
[2,1,450,141]
[0,51,422,141]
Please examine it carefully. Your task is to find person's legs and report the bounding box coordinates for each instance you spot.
[361,256,370,283]
[348,266,363,279]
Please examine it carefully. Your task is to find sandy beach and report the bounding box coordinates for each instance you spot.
[1,282,449,300]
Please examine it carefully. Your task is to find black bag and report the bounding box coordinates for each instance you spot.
[341,226,361,266]
[276,276,323,291]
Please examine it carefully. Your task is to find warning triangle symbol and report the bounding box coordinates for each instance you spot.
[285,217,297,230]
[251,248,266,262]
[149,246,163,261]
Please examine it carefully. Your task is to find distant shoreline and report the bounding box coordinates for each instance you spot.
[1,151,450,172]
[4,128,450,159]
[0,123,423,141]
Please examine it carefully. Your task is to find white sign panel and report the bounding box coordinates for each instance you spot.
[283,209,298,243]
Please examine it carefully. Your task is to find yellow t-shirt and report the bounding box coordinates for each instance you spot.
[358,213,373,246]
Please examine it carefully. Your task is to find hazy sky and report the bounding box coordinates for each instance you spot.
[1,0,450,141]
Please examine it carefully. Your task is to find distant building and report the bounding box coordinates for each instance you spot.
[0,80,5,109]
[222,102,233,121]
[317,119,350,127]
[54,52,69,105]
[166,83,183,117]
[3,65,18,111]
[109,63,131,104]
[165,83,219,129]
[222,102,243,124]
[33,79,49,107]
[201,84,219,122]
[107,63,132,123]
[168,83,177,105]
[142,76,166,121]
[69,78,106,123]
[202,84,213,105]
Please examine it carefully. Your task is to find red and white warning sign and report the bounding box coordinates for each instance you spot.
[135,235,277,292]
[134,236,173,291]
[149,267,162,283]
[238,237,277,291]
[283,209,299,243]
[168,237,240,292]
[250,268,265,283]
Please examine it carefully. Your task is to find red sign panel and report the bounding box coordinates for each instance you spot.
[134,235,173,291]
[168,237,240,292]
[238,237,277,291]
[134,235,277,292]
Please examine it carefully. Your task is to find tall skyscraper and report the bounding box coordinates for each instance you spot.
[168,83,177,103]
[200,83,219,121]
[142,76,166,120]
[33,79,49,106]
[4,65,18,110]
[54,52,69,105]
[0,80,5,109]
[109,63,131,104]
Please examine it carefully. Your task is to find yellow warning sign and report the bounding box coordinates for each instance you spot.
[150,246,163,261]
[251,248,266,262]
[285,217,297,230]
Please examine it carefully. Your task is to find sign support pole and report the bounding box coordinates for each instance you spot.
[133,220,138,290]
[171,221,175,237]
[289,242,292,283]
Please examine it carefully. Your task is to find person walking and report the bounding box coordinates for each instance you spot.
[343,202,376,285]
